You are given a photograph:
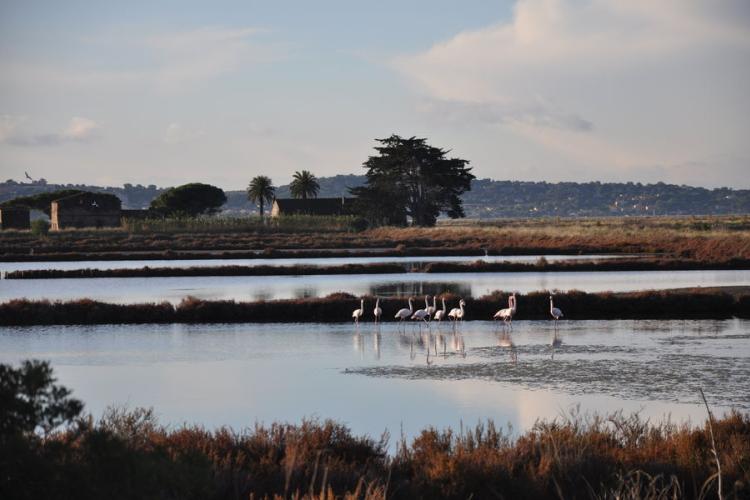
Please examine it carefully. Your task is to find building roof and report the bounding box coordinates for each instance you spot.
[52,191,122,210]
[0,205,30,212]
[273,197,354,216]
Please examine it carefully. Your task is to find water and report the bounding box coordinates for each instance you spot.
[0,253,626,274]
[1,269,748,303]
[1,320,747,445]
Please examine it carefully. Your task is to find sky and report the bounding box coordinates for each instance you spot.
[1,0,749,190]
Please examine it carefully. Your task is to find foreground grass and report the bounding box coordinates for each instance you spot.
[2,215,749,262]
[1,288,749,325]
[5,402,749,499]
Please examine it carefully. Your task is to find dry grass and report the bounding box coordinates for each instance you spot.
[7,257,750,280]
[6,407,749,499]
[2,215,748,262]
[5,263,407,279]
[1,288,749,325]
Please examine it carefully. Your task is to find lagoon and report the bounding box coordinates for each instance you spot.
[1,319,746,446]
[1,269,748,304]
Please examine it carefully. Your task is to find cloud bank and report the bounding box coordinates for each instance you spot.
[395,0,750,183]
[0,115,99,146]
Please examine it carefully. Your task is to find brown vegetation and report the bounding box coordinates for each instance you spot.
[5,263,407,279]
[6,256,750,279]
[1,288,749,325]
[8,406,749,499]
[2,215,748,262]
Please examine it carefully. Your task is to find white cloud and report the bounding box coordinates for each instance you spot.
[163,122,205,145]
[0,26,282,93]
[395,0,750,183]
[0,115,23,143]
[145,27,278,89]
[63,116,99,140]
[0,115,99,146]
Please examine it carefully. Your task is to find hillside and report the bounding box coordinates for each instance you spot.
[2,175,748,218]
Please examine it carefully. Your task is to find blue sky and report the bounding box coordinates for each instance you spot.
[1,0,749,189]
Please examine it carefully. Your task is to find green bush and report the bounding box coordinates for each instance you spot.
[30,219,50,237]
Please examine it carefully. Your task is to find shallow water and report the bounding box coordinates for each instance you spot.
[0,253,624,274]
[1,269,748,304]
[1,319,746,444]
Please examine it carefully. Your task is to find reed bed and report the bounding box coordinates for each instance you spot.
[1,289,748,325]
[5,404,748,499]
[122,214,358,234]
[7,257,749,279]
[4,263,407,279]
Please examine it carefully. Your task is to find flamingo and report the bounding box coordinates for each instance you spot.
[411,295,430,323]
[493,293,517,326]
[412,309,430,322]
[352,299,364,325]
[395,297,414,324]
[448,299,466,322]
[549,295,563,328]
[426,296,437,318]
[433,297,447,323]
[373,298,382,323]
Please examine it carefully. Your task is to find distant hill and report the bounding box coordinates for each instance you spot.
[0,179,164,210]
[464,179,750,217]
[2,175,748,218]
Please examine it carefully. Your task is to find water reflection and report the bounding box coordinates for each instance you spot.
[251,291,273,301]
[0,319,747,444]
[0,253,631,275]
[369,282,472,299]
[293,287,319,299]
[2,270,749,304]
[550,330,563,360]
[373,332,381,360]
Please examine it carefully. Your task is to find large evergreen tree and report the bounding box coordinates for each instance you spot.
[350,135,474,227]
[149,183,226,216]
[247,176,276,217]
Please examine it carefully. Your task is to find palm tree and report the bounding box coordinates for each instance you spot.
[289,170,320,200]
[247,176,275,217]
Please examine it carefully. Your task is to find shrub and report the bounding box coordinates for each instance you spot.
[30,219,50,237]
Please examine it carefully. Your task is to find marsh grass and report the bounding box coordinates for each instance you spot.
[122,214,357,234]
[5,263,407,279]
[2,215,748,262]
[6,256,750,280]
[6,407,747,499]
[1,288,749,325]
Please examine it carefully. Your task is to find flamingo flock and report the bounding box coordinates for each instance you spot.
[351,293,565,329]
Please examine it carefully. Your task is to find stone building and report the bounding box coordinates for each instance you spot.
[270,198,354,217]
[50,192,122,230]
[0,206,31,230]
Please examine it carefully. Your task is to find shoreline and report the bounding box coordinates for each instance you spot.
[4,257,749,279]
[2,288,748,325]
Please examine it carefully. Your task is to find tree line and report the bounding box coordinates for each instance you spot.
[5,133,747,224]
[246,135,474,226]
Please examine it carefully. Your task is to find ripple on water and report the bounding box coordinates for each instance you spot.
[345,353,750,409]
